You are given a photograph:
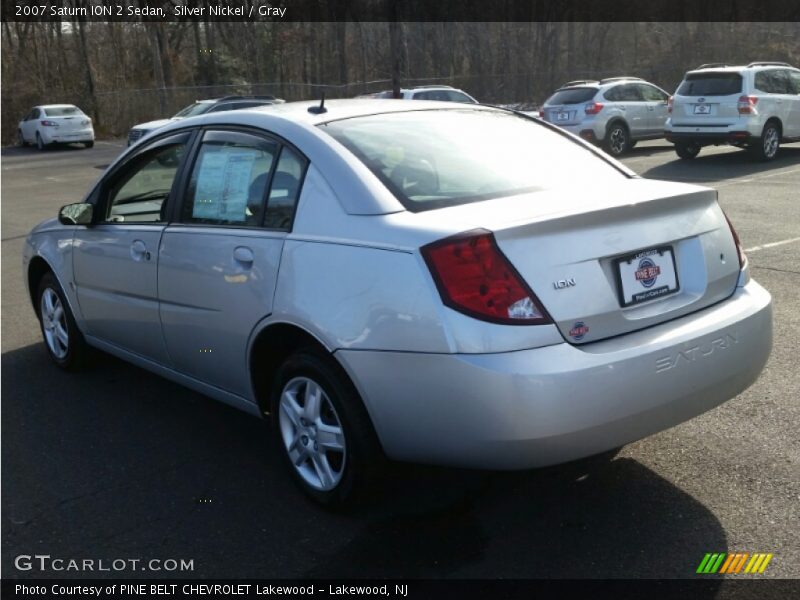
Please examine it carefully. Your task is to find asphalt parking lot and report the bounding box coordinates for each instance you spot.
[2,138,799,580]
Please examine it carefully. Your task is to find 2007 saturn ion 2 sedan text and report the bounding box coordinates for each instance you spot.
[24,100,772,504]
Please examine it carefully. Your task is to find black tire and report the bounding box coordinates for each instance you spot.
[18,130,27,147]
[36,271,90,370]
[270,350,384,506]
[675,141,701,159]
[36,132,46,151]
[750,121,781,161]
[603,122,630,156]
[84,141,94,149]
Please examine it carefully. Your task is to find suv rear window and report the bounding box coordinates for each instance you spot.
[678,73,743,96]
[320,109,626,212]
[547,88,597,105]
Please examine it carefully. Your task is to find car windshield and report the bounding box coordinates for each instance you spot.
[678,73,743,96]
[547,88,597,105]
[173,102,212,118]
[43,106,82,116]
[320,109,626,211]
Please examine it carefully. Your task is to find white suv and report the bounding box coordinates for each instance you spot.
[665,62,800,160]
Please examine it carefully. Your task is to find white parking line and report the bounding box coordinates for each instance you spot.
[745,237,800,253]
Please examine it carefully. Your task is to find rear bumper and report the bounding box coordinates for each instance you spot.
[338,279,772,469]
[41,128,94,144]
[665,130,757,146]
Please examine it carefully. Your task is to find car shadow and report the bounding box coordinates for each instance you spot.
[625,142,676,157]
[641,144,800,184]
[1,144,92,157]
[2,343,727,582]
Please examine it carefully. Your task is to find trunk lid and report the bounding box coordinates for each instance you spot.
[412,178,741,344]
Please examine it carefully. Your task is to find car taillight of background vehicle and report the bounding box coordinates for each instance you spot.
[667,96,674,113]
[40,120,59,127]
[421,229,551,325]
[737,95,758,115]
[723,212,747,269]
[584,102,604,115]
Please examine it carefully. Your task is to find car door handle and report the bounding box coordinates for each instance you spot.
[233,246,254,265]
[130,239,151,261]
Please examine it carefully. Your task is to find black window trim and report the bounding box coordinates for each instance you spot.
[170,125,309,233]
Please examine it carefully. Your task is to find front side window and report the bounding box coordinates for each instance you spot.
[678,72,743,96]
[321,109,627,212]
[639,84,668,102]
[107,142,187,223]
[183,132,278,226]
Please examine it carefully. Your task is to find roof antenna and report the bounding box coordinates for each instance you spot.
[308,91,327,114]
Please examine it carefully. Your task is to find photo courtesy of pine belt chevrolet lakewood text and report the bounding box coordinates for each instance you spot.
[23,100,772,505]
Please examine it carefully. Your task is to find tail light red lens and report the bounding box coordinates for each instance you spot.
[584,102,604,115]
[421,230,551,325]
[667,96,674,113]
[737,95,758,115]
[40,120,59,127]
[723,212,747,269]
[538,109,545,118]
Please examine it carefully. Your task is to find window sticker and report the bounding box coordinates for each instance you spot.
[192,149,258,222]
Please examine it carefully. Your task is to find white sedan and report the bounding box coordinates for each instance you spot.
[18,104,95,150]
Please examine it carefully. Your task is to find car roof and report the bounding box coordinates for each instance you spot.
[37,104,80,109]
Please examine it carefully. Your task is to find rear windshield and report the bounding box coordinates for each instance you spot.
[320,109,626,212]
[173,102,213,118]
[43,106,82,116]
[678,73,743,96]
[546,87,597,105]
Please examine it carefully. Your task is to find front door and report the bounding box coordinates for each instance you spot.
[158,129,307,397]
[72,132,192,363]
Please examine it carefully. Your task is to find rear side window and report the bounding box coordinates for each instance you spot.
[678,72,743,96]
[755,70,791,94]
[321,109,627,212]
[264,147,306,230]
[44,106,82,117]
[547,87,597,105]
[183,132,278,226]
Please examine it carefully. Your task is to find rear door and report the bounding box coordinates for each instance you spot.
[673,71,743,127]
[158,128,307,397]
[617,84,648,136]
[22,108,40,141]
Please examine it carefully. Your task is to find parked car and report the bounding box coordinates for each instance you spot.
[540,77,671,156]
[359,85,477,103]
[24,100,772,505]
[127,95,284,146]
[18,104,94,150]
[665,62,800,160]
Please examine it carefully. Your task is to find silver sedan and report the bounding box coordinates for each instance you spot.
[23,100,772,505]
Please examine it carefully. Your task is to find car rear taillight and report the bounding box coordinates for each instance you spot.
[421,230,551,325]
[723,212,747,269]
[40,120,59,127]
[667,96,674,113]
[584,102,604,115]
[737,95,758,115]
[538,109,545,118]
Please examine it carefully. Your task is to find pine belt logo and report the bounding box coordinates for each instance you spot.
[696,552,774,575]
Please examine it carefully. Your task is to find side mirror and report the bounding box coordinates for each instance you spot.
[59,203,93,226]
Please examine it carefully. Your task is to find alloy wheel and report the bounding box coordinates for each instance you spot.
[763,127,779,159]
[609,127,627,155]
[278,376,347,491]
[40,287,69,359]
